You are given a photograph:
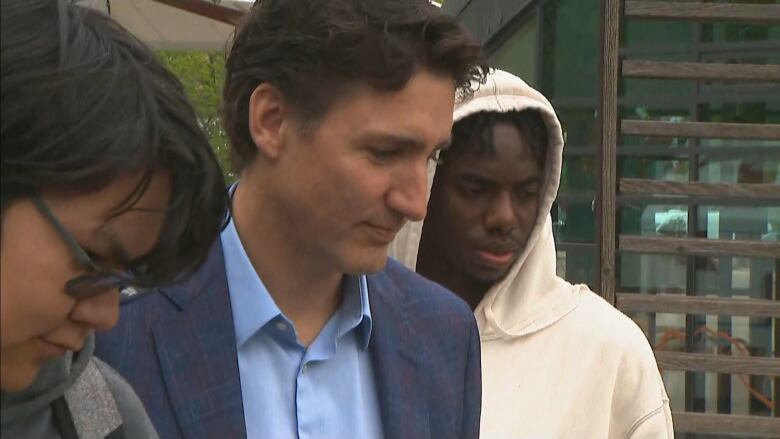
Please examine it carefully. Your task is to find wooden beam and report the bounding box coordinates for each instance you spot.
[622,60,780,82]
[625,1,780,23]
[656,352,780,377]
[153,0,245,26]
[622,120,780,140]
[672,412,780,437]
[616,293,780,318]
[619,235,780,258]
[619,178,780,201]
[595,0,621,306]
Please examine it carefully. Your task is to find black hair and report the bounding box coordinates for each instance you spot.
[1,0,228,287]
[446,110,548,170]
[223,0,489,173]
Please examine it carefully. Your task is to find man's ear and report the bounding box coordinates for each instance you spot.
[248,83,288,160]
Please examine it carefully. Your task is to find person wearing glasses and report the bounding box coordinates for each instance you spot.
[0,1,227,438]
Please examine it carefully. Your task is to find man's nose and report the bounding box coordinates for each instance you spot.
[387,160,429,222]
[485,192,518,233]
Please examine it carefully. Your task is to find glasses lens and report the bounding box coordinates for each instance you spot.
[65,272,128,300]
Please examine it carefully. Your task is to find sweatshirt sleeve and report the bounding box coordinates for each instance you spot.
[93,359,160,439]
[607,310,675,439]
[625,375,674,439]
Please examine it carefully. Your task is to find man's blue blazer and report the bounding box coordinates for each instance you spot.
[95,239,482,439]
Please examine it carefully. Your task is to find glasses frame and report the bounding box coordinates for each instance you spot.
[31,196,135,299]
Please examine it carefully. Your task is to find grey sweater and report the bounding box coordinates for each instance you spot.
[1,334,158,439]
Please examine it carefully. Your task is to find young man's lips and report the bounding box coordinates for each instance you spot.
[477,249,516,266]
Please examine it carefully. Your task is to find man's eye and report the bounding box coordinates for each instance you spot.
[516,186,541,200]
[460,181,487,196]
[368,148,398,163]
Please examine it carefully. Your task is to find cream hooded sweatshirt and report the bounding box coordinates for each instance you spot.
[388,69,674,439]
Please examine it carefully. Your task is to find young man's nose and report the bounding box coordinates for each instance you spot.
[485,192,518,233]
[69,289,121,332]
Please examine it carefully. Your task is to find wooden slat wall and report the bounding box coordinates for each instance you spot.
[625,1,780,23]
[620,235,780,258]
[621,120,780,140]
[622,60,780,82]
[616,293,780,318]
[656,352,780,377]
[619,178,780,200]
[673,412,780,437]
[599,1,780,436]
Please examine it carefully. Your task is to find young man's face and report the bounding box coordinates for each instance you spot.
[269,70,455,274]
[0,171,170,391]
[424,121,544,284]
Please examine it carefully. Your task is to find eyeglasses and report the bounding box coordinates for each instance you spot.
[31,196,137,300]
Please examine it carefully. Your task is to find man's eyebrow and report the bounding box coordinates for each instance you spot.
[358,132,451,151]
[458,172,495,183]
[456,172,543,187]
[517,175,544,186]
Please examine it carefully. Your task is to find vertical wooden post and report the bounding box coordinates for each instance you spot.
[596,0,621,305]
[774,258,779,418]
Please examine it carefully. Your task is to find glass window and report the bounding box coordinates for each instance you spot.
[489,15,538,87]
[554,244,597,286]
[554,199,596,243]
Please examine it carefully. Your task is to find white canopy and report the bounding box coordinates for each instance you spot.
[83,0,251,50]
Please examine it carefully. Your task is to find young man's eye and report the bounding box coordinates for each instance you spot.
[516,185,541,200]
[460,181,487,196]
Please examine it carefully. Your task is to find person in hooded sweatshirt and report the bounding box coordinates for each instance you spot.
[388,69,674,438]
[0,0,227,437]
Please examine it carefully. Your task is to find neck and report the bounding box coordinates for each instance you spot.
[232,180,343,346]
[416,245,489,311]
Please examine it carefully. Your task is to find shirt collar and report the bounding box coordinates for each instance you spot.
[222,214,281,348]
[338,275,373,350]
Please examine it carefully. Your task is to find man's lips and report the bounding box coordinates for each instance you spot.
[476,243,520,267]
[477,250,516,266]
[364,222,401,243]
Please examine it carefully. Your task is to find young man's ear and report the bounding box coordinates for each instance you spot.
[248,83,288,160]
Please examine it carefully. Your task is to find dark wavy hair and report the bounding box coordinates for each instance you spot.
[447,110,548,170]
[224,0,489,173]
[1,0,228,287]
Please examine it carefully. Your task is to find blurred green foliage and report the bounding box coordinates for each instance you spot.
[157,50,236,183]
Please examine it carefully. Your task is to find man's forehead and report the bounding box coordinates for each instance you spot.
[329,71,455,132]
[356,129,451,149]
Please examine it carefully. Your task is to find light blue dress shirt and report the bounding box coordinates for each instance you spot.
[221,214,384,439]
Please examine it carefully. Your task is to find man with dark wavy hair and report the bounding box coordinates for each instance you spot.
[96,1,489,438]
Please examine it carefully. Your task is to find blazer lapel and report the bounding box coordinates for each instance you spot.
[153,241,247,439]
[368,271,430,439]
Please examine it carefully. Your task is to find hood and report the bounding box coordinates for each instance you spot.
[1,333,94,426]
[388,69,581,340]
